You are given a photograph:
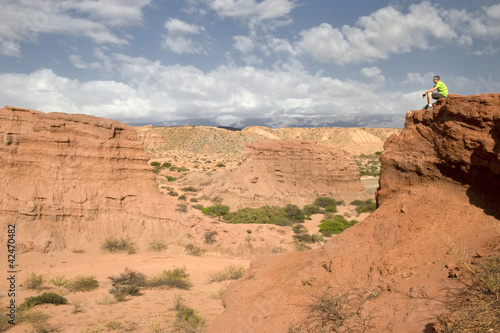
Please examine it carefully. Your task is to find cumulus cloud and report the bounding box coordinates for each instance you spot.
[296,1,456,65]
[360,67,385,85]
[162,18,207,54]
[0,54,415,128]
[0,0,151,57]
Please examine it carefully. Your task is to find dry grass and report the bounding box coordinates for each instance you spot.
[434,255,500,332]
[289,287,375,333]
[207,264,246,283]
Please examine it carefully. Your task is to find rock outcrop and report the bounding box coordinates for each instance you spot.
[206,94,500,332]
[137,125,399,156]
[197,139,368,209]
[0,106,175,252]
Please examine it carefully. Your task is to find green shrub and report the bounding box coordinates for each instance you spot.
[50,275,68,287]
[293,233,324,244]
[350,199,376,214]
[101,237,137,254]
[165,175,177,182]
[314,197,337,208]
[150,161,161,167]
[67,276,99,292]
[216,163,226,168]
[224,205,301,226]
[325,204,338,213]
[162,162,172,168]
[25,273,44,290]
[201,204,230,218]
[319,215,358,237]
[147,267,192,289]
[108,267,146,287]
[207,264,247,283]
[18,292,68,312]
[172,296,206,333]
[284,204,305,221]
[303,204,321,216]
[190,197,199,202]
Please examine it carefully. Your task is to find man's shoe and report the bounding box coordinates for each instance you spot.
[427,105,434,110]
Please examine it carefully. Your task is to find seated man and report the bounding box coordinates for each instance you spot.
[422,75,448,110]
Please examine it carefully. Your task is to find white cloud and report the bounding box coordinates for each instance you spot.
[207,0,297,20]
[296,1,456,65]
[162,18,207,54]
[0,54,417,128]
[360,67,385,85]
[233,35,254,54]
[164,18,204,35]
[0,0,151,58]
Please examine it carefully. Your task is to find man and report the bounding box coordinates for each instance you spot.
[422,75,448,110]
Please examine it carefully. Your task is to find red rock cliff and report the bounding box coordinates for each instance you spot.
[206,94,500,332]
[0,106,174,252]
[198,139,368,209]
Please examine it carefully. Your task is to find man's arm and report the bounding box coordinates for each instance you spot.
[422,86,438,97]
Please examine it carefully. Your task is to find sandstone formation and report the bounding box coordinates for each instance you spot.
[0,106,176,252]
[206,94,500,332]
[137,125,399,156]
[195,139,368,209]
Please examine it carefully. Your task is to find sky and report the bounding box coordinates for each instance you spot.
[0,0,499,128]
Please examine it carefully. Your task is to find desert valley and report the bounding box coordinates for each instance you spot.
[1,93,499,332]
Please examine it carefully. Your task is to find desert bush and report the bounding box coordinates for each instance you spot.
[181,186,198,192]
[204,231,218,244]
[325,204,338,213]
[303,204,321,217]
[319,215,358,237]
[178,195,187,201]
[289,287,373,332]
[66,276,99,292]
[167,190,179,196]
[109,285,141,302]
[172,296,206,333]
[50,275,68,287]
[351,199,376,214]
[17,310,52,333]
[201,204,230,218]
[150,161,161,167]
[185,244,204,256]
[284,204,305,221]
[162,162,172,168]
[147,267,192,289]
[101,237,137,254]
[314,197,337,208]
[166,175,177,182]
[292,224,307,234]
[108,267,146,287]
[190,197,199,202]
[224,205,302,226]
[176,203,188,212]
[216,163,226,168]
[207,264,246,283]
[149,240,168,252]
[19,292,68,312]
[293,233,324,244]
[435,255,500,332]
[192,204,204,210]
[25,273,44,290]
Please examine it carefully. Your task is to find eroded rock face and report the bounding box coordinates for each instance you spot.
[199,139,368,209]
[206,94,500,333]
[0,106,174,252]
[377,94,500,217]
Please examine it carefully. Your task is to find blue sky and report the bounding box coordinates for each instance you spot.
[1,0,499,128]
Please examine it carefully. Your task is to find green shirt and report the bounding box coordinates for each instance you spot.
[434,81,448,97]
